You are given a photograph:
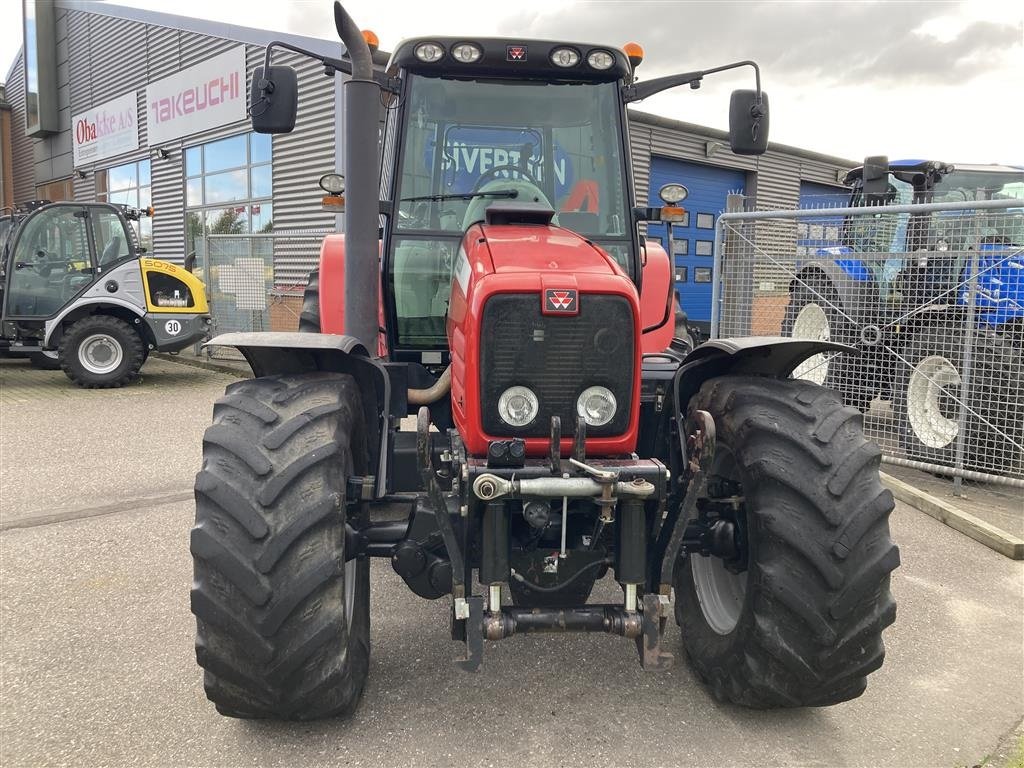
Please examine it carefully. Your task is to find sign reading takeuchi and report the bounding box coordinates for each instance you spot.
[146,47,246,145]
[72,91,139,166]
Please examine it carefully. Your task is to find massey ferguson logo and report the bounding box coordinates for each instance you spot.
[544,288,577,313]
[506,45,527,61]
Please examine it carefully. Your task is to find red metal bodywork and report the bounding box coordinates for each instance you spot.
[318,234,388,356]
[447,223,644,458]
[638,240,675,354]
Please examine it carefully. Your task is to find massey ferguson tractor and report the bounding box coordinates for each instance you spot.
[190,2,899,720]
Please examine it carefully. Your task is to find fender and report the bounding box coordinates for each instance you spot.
[43,297,146,347]
[672,336,856,441]
[791,259,883,326]
[205,332,392,498]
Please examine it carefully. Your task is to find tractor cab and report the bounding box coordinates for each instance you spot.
[382,39,639,354]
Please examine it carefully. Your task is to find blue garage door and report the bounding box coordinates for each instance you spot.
[799,180,849,209]
[646,157,745,332]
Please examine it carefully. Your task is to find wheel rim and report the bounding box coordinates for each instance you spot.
[790,302,830,385]
[78,333,123,374]
[691,449,748,636]
[907,354,962,448]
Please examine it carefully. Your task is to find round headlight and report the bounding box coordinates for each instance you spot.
[586,50,615,70]
[577,386,617,427]
[550,47,580,67]
[498,386,539,427]
[414,42,445,63]
[318,173,345,194]
[658,183,689,204]
[451,43,482,63]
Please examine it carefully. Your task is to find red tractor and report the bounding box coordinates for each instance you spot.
[191,2,899,720]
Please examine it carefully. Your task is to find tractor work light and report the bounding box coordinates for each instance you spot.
[586,50,615,70]
[576,386,617,427]
[452,43,483,63]
[414,42,445,62]
[498,386,539,427]
[658,183,689,204]
[550,47,580,67]
[319,173,345,194]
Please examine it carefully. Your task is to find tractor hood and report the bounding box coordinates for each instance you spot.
[476,223,626,278]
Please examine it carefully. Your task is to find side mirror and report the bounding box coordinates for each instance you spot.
[728,89,769,155]
[250,65,298,134]
[862,155,891,202]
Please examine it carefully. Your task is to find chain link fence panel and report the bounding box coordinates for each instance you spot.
[195,231,331,360]
[711,198,1024,487]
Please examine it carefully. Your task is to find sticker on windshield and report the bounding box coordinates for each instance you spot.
[506,45,527,62]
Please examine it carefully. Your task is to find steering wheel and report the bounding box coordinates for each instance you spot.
[33,250,52,277]
[471,164,542,193]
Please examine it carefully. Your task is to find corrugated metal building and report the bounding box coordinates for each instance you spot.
[2,1,855,332]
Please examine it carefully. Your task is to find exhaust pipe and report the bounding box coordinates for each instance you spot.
[408,366,451,405]
[333,2,380,354]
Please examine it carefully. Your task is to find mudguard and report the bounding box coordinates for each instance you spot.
[205,332,391,498]
[673,336,856,427]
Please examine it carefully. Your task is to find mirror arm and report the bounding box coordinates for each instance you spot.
[623,60,762,107]
[259,39,390,86]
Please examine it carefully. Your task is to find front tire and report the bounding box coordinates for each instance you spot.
[58,315,144,388]
[191,372,371,720]
[674,376,899,708]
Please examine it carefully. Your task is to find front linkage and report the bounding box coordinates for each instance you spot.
[387,405,719,672]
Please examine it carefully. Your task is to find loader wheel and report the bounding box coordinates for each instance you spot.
[298,269,321,333]
[674,376,899,708]
[191,372,371,720]
[58,315,144,388]
[28,351,61,370]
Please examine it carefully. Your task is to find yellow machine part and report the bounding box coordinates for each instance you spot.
[140,258,210,314]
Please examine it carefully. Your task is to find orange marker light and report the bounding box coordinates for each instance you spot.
[362,29,379,52]
[623,42,644,69]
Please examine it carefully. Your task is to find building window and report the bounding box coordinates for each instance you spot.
[36,178,73,202]
[695,212,715,230]
[184,132,273,258]
[96,159,152,251]
[695,239,713,257]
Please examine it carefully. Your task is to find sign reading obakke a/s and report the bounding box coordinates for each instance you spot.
[71,91,139,167]
[146,47,246,145]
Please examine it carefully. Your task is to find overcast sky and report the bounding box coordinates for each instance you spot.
[2,0,1021,163]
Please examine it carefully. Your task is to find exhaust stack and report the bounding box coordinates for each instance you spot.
[333,2,380,354]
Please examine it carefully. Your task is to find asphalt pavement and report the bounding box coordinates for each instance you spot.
[1,356,1022,767]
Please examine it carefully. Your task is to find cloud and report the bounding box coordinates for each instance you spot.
[504,1,1020,86]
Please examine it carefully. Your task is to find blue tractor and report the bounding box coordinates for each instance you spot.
[782,157,1024,475]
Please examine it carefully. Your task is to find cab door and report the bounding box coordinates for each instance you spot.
[3,204,96,319]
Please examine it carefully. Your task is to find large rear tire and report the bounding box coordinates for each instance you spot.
[298,269,321,333]
[674,376,899,708]
[191,372,370,720]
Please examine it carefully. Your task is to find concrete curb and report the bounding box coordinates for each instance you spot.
[152,353,250,378]
[881,472,1024,560]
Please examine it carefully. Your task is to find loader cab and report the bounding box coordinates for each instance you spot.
[380,39,639,355]
[1,202,140,321]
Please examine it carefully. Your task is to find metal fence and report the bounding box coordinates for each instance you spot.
[711,198,1024,488]
[195,231,330,359]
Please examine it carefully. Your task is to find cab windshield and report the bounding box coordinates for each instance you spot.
[388,74,632,348]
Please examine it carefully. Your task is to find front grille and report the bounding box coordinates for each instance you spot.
[480,293,634,437]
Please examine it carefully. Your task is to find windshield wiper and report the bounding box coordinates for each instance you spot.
[400,189,519,203]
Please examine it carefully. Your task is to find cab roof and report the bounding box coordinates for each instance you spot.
[387,37,632,82]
